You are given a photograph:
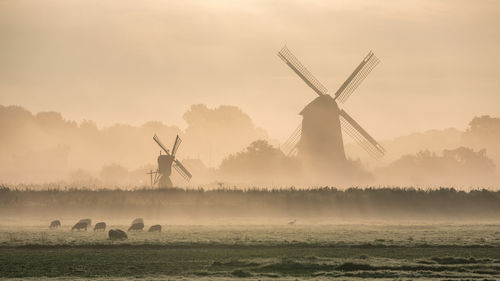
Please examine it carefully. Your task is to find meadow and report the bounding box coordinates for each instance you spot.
[1,224,500,279]
[2,187,500,279]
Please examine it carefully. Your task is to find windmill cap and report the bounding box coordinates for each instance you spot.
[300,94,338,116]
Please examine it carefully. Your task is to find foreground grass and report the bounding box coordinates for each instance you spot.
[2,244,500,279]
[2,224,500,279]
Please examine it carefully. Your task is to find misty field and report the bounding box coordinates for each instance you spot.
[2,187,500,279]
[2,224,500,279]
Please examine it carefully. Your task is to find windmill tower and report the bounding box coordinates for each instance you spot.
[278,46,385,179]
[150,134,192,188]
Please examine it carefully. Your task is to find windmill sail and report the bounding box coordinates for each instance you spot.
[334,51,380,103]
[339,109,385,158]
[173,159,192,181]
[153,134,170,155]
[171,135,182,157]
[281,124,301,156]
[278,46,328,96]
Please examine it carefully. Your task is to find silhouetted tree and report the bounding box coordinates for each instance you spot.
[219,140,300,183]
[378,147,496,185]
[0,104,267,184]
[467,115,500,136]
[462,115,500,166]
[443,147,495,174]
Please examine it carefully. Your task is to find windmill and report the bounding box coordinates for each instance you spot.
[278,45,385,178]
[150,134,192,188]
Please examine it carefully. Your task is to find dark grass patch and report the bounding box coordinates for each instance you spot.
[231,269,253,277]
[341,270,401,278]
[210,260,260,269]
[336,262,374,271]
[258,258,336,274]
[431,256,491,264]
[193,271,211,276]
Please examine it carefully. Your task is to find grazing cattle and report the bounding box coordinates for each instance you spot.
[148,224,162,232]
[93,222,106,232]
[128,222,144,231]
[128,218,144,231]
[78,218,92,227]
[109,229,127,240]
[49,220,61,229]
[72,221,88,231]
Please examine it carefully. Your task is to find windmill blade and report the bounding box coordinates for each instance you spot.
[153,134,170,155]
[339,109,385,158]
[173,159,192,182]
[334,51,380,104]
[280,124,301,156]
[278,45,328,96]
[171,135,182,157]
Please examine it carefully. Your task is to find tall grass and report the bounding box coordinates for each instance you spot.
[1,185,500,220]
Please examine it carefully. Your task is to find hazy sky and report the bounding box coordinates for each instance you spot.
[1,0,499,142]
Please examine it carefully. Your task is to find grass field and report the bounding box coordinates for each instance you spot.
[2,187,500,279]
[2,224,500,279]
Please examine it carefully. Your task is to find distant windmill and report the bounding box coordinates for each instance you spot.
[278,46,385,176]
[150,134,192,188]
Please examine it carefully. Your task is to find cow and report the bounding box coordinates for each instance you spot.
[148,224,161,232]
[93,222,106,232]
[128,222,144,232]
[49,220,61,229]
[109,229,127,240]
[72,221,88,231]
[128,218,144,231]
[78,218,92,227]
